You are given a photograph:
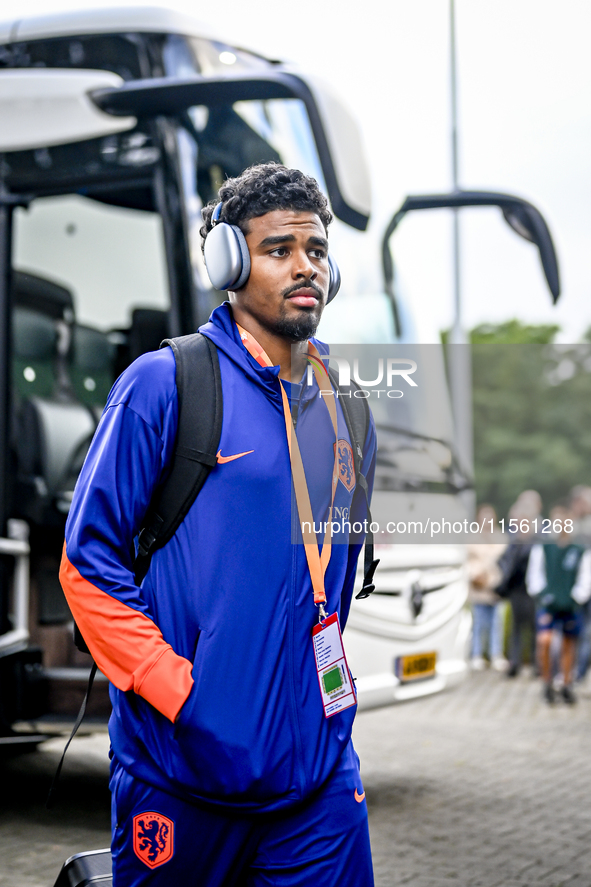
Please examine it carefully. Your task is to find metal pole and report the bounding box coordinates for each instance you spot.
[447,0,474,481]
[0,198,12,537]
[0,184,13,637]
[450,0,461,334]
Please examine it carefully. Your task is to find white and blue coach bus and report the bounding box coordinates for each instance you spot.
[0,6,559,739]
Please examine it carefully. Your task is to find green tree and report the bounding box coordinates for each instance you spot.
[469,321,591,518]
[470,320,559,346]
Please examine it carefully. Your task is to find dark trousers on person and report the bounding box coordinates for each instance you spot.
[509,589,536,671]
[110,741,374,887]
[576,599,591,680]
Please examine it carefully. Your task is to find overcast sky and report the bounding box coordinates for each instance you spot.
[6,0,591,341]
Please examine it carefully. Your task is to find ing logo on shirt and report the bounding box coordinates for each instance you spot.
[335,439,355,492]
[133,812,174,868]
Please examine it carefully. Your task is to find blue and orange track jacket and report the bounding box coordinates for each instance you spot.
[60,303,376,812]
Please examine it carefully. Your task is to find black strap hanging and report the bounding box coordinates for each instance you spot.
[46,661,98,809]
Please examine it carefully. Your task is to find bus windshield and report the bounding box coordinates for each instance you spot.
[175,95,385,325]
[323,344,467,493]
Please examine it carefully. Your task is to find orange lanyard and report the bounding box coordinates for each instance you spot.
[236,323,339,610]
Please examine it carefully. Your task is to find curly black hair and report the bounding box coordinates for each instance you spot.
[200,162,332,251]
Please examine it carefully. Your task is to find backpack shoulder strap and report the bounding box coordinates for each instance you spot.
[135,333,222,583]
[327,367,379,599]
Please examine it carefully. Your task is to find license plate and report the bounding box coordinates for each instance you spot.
[395,651,437,682]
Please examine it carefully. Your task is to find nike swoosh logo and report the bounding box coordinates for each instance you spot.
[354,788,365,803]
[216,449,254,464]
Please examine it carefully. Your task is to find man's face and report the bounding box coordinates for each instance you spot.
[230,209,330,342]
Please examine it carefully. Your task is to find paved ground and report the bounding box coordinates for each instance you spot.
[354,668,591,887]
[2,668,591,887]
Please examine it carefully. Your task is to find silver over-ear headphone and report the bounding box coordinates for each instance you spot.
[203,202,341,303]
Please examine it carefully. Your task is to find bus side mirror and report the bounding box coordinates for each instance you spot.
[382,190,561,336]
[90,69,371,232]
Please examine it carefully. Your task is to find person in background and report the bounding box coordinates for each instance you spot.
[515,490,543,521]
[526,502,591,704]
[570,486,591,681]
[570,486,591,543]
[496,492,541,678]
[468,504,507,671]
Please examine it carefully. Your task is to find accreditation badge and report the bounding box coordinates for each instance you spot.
[312,613,357,718]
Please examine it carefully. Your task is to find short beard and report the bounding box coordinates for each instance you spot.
[273,308,321,342]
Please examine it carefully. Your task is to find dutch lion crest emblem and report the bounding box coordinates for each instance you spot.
[335,439,355,492]
[133,812,174,869]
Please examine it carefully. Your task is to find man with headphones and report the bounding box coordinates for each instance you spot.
[60,163,376,886]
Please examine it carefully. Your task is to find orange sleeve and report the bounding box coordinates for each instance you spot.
[60,545,193,723]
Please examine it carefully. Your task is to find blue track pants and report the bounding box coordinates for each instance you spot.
[110,741,374,887]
